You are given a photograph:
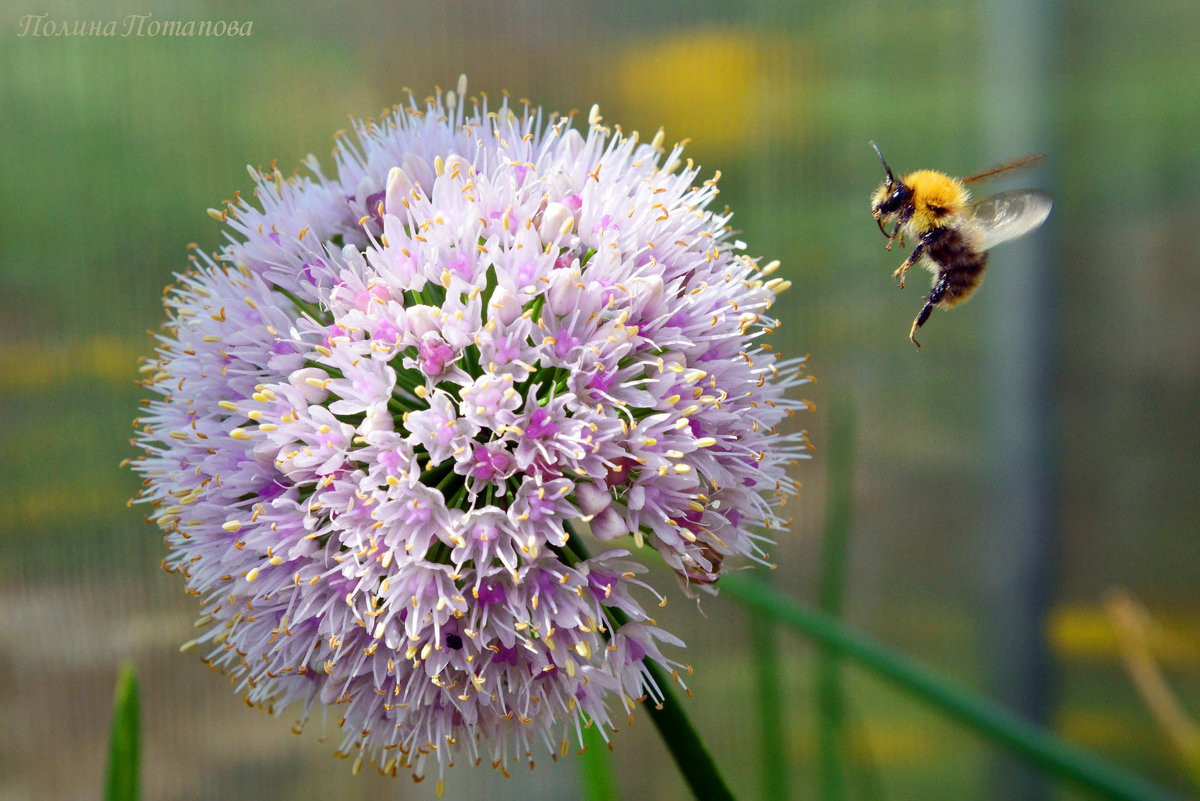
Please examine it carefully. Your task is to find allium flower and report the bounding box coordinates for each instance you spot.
[131,76,811,784]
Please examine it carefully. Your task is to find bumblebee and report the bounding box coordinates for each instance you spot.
[869,141,1052,348]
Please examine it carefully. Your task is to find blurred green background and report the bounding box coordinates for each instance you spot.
[2,0,1199,799]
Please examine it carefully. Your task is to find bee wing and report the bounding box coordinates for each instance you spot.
[970,189,1053,250]
[961,153,1045,184]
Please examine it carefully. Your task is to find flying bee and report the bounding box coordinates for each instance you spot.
[869,141,1052,348]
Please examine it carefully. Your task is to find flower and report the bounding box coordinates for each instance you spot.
[131,76,811,784]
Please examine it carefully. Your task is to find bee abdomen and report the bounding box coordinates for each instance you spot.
[926,228,987,307]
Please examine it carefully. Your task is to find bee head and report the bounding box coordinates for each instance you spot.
[869,141,913,238]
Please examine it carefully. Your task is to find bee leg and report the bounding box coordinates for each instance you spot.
[909,305,931,349]
[893,241,926,288]
[909,277,949,350]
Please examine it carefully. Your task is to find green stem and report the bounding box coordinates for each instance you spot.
[580,719,620,801]
[561,531,739,801]
[720,574,1182,801]
[641,657,737,801]
[525,293,546,322]
[420,458,455,490]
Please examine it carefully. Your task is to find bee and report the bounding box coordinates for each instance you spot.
[869,141,1053,348]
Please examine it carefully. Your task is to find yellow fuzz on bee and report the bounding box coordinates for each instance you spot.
[901,170,968,233]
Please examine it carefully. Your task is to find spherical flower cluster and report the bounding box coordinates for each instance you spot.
[132,77,810,782]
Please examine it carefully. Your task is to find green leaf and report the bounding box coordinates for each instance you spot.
[104,663,140,801]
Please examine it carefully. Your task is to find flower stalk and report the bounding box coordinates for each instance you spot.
[565,530,737,800]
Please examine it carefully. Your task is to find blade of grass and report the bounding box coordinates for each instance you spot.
[721,575,1182,801]
[104,663,140,801]
[816,406,854,801]
[750,610,788,801]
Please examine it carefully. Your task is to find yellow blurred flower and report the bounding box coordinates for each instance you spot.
[615,27,802,155]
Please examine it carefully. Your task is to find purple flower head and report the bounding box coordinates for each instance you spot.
[131,76,811,784]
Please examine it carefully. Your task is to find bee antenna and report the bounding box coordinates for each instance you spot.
[869,140,894,184]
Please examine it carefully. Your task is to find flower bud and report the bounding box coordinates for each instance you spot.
[288,366,330,404]
[537,201,574,244]
[574,481,612,517]
[590,506,626,541]
[546,267,582,317]
[405,305,440,339]
[487,285,523,326]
